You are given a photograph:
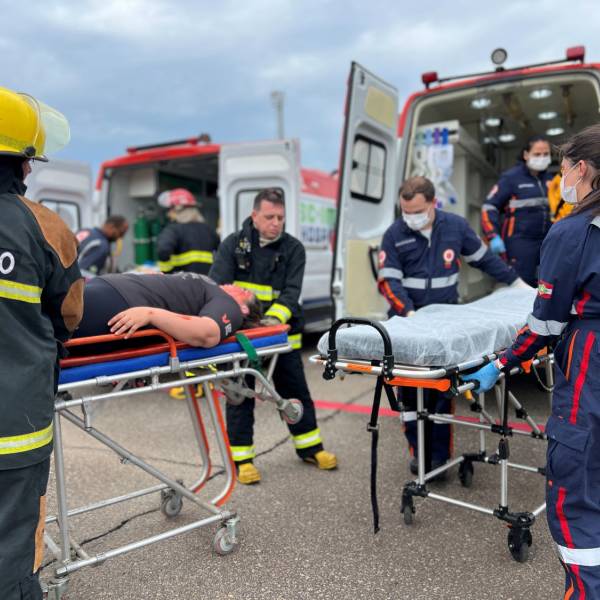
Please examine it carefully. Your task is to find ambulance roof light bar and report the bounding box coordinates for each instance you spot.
[420,45,586,89]
[127,133,212,154]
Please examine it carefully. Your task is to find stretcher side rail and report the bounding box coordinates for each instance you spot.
[45,326,297,600]
[315,316,553,563]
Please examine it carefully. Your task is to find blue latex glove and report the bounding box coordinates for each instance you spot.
[462,362,501,393]
[489,236,506,254]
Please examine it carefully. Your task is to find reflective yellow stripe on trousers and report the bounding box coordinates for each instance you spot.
[0,422,53,455]
[0,277,42,304]
[230,445,256,462]
[292,428,321,450]
[288,333,302,350]
[233,280,277,302]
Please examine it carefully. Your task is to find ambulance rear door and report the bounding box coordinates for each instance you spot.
[27,159,93,232]
[218,139,301,239]
[332,62,399,320]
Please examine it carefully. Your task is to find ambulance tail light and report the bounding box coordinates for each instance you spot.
[421,71,438,89]
[566,46,585,63]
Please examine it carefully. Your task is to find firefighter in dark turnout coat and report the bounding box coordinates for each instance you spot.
[209,188,337,484]
[0,87,83,600]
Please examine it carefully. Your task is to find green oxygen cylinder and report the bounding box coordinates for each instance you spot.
[134,210,151,265]
[149,218,162,262]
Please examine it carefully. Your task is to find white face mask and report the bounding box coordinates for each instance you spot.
[403,210,431,231]
[526,155,551,172]
[560,162,582,205]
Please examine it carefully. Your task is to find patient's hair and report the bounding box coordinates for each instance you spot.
[241,295,263,329]
[399,176,435,202]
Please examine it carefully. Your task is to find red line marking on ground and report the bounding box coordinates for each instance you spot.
[313,399,545,433]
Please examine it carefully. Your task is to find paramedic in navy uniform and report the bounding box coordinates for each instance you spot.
[481,136,554,287]
[378,176,525,476]
[465,124,600,599]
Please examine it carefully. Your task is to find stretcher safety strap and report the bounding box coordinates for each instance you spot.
[0,422,53,455]
[265,302,292,324]
[235,332,262,372]
[233,280,279,302]
[0,277,42,304]
[159,250,214,272]
[557,544,600,567]
[292,428,321,450]
[231,445,256,462]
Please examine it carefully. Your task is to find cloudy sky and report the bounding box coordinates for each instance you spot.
[2,0,599,174]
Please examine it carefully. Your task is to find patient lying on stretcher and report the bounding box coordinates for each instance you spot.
[73,272,262,347]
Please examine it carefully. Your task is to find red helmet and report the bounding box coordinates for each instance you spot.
[158,188,197,209]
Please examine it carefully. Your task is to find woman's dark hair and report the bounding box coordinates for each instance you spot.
[560,124,600,215]
[519,135,550,162]
[240,294,263,329]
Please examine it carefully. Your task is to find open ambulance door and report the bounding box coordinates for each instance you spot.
[27,159,93,232]
[332,62,399,320]
[218,139,301,238]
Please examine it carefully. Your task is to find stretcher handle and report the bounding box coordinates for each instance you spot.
[325,318,394,380]
[65,328,179,358]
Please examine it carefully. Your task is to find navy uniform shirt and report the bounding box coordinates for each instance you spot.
[378,209,518,315]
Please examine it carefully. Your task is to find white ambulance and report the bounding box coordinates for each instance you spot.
[94,137,337,331]
[333,46,600,320]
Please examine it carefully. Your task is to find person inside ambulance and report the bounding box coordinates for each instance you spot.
[481,136,554,287]
[0,87,83,600]
[464,124,600,599]
[74,272,261,345]
[209,188,337,485]
[378,176,525,477]
[76,215,129,278]
[156,188,220,275]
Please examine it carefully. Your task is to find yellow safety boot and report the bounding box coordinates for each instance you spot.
[303,450,337,470]
[237,462,261,485]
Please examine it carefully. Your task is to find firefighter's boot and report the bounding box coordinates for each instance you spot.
[303,450,337,470]
[237,462,261,485]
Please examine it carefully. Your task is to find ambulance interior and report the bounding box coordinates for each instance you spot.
[105,153,220,270]
[404,72,600,299]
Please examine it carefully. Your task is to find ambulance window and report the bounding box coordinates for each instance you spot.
[41,199,80,232]
[350,135,385,203]
[235,188,285,230]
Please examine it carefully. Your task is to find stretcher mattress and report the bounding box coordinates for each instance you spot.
[59,332,288,385]
[317,288,537,367]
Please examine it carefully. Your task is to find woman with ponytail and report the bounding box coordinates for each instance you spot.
[465,124,600,597]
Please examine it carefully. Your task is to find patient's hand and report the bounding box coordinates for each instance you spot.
[108,307,153,338]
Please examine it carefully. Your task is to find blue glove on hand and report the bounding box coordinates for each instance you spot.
[489,236,506,254]
[462,362,501,393]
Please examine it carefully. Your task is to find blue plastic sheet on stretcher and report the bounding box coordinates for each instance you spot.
[44,325,302,599]
[312,288,554,563]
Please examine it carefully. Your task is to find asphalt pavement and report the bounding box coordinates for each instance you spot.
[41,336,564,599]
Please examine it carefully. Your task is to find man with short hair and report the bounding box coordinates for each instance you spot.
[210,188,337,484]
[378,176,525,476]
[76,214,129,278]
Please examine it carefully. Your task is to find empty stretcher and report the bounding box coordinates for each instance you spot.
[44,325,302,599]
[312,290,554,563]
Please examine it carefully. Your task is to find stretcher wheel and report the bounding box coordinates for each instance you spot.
[507,527,532,563]
[160,491,183,518]
[402,506,414,525]
[458,461,474,488]
[213,526,238,555]
[281,399,303,425]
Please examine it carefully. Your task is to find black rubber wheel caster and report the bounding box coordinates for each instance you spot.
[508,527,532,563]
[458,461,474,488]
